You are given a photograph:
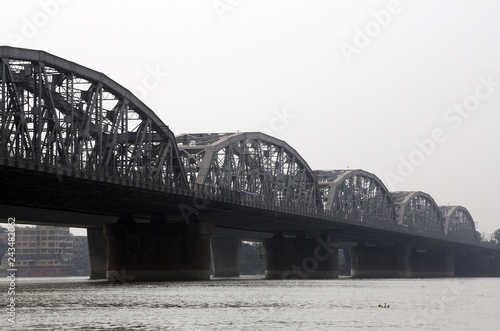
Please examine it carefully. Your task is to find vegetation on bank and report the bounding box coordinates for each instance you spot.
[494,229,500,244]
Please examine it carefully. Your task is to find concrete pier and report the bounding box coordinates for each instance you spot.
[263,234,340,279]
[103,222,213,281]
[211,237,241,277]
[454,251,497,277]
[408,250,455,277]
[350,244,410,278]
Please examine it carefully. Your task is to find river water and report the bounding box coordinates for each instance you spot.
[1,276,499,330]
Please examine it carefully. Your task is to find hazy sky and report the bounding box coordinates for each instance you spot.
[1,0,500,234]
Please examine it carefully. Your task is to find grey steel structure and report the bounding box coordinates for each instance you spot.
[392,191,446,235]
[0,46,493,249]
[315,169,395,226]
[440,205,477,239]
[0,46,186,191]
[177,132,322,213]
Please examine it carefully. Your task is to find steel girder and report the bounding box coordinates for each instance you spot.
[177,132,322,212]
[0,46,187,189]
[439,205,476,240]
[316,169,395,225]
[392,191,444,234]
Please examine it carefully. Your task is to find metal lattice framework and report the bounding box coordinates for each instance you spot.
[0,47,488,244]
[439,206,476,240]
[177,132,322,211]
[0,46,187,189]
[392,191,444,234]
[316,169,395,225]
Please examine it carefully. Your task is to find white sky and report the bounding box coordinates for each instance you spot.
[1,0,500,234]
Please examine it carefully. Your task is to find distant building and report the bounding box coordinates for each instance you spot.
[16,226,73,270]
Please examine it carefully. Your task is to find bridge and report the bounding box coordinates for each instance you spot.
[1,46,499,281]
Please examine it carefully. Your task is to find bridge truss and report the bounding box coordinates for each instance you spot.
[0,47,488,245]
[440,205,477,240]
[392,191,444,234]
[0,46,187,190]
[316,169,395,226]
[177,132,322,212]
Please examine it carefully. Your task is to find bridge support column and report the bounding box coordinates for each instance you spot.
[211,237,241,277]
[492,255,500,276]
[408,250,455,277]
[87,226,107,279]
[454,252,497,277]
[350,244,410,278]
[104,222,213,281]
[263,234,340,279]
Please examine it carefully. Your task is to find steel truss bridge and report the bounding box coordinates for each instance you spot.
[0,46,497,253]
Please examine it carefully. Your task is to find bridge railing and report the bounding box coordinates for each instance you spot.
[1,153,488,246]
[0,154,192,190]
[187,183,494,246]
[194,183,322,212]
[191,183,406,228]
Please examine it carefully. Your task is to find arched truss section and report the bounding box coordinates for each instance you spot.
[439,206,477,240]
[0,46,187,189]
[392,191,444,234]
[315,169,395,225]
[177,132,322,211]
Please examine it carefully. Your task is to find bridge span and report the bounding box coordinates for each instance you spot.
[1,46,499,281]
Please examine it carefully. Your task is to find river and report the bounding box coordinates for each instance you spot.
[1,276,499,330]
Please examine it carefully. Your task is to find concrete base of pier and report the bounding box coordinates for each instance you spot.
[350,244,458,278]
[211,237,241,277]
[263,234,340,279]
[454,251,497,277]
[350,244,410,278]
[104,222,213,281]
[492,255,500,276]
[408,250,455,277]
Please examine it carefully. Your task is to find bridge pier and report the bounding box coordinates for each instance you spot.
[492,254,500,276]
[408,249,455,277]
[263,234,340,279]
[211,237,241,277]
[350,243,410,278]
[87,226,107,279]
[103,222,213,281]
[454,251,497,277]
